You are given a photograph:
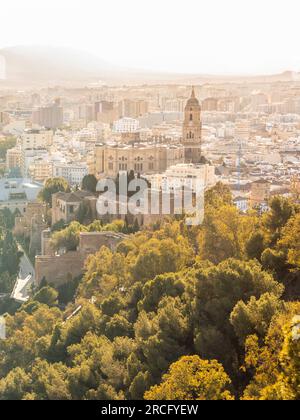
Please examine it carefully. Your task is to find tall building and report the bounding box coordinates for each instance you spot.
[95,101,118,124]
[95,100,114,116]
[32,102,63,129]
[118,99,149,118]
[182,87,202,164]
[202,97,218,111]
[19,129,53,177]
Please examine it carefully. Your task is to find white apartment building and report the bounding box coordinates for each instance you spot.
[21,129,53,149]
[113,117,140,133]
[53,162,89,186]
[28,158,53,182]
[21,148,49,177]
[233,196,249,212]
[147,163,216,192]
[6,146,22,170]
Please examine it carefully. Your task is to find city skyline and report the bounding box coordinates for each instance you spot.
[0,0,299,404]
[1,0,300,75]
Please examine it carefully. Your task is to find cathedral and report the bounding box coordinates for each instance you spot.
[182,87,202,164]
[92,87,203,179]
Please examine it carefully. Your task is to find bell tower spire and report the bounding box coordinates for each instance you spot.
[182,86,202,164]
[191,86,196,98]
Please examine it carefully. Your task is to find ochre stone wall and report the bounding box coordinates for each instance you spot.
[35,252,86,286]
[35,231,127,286]
[79,232,127,254]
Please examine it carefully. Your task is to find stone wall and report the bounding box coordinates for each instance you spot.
[35,231,127,286]
[14,202,47,237]
[35,252,86,286]
[79,231,127,254]
[29,216,48,256]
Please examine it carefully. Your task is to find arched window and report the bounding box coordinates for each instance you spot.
[190,113,193,121]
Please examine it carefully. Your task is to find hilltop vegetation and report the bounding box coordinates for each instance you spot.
[0,208,22,313]
[0,183,299,400]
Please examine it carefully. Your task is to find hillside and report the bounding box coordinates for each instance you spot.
[0,184,299,400]
[1,46,300,86]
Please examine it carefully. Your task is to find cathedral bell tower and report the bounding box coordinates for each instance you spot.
[182,87,202,164]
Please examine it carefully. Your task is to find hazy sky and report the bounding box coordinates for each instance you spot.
[1,0,300,74]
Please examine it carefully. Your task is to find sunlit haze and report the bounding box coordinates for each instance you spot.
[1,0,300,74]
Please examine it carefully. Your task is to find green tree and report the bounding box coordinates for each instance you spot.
[0,231,21,276]
[204,182,232,208]
[38,178,70,207]
[0,208,15,230]
[29,360,71,400]
[144,356,234,400]
[82,174,97,193]
[246,231,266,261]
[277,213,300,269]
[33,287,59,307]
[0,136,17,160]
[263,196,296,245]
[192,259,284,369]
[230,293,285,345]
[0,367,30,400]
[198,205,257,264]
[242,302,300,400]
[50,221,85,252]
[139,273,185,313]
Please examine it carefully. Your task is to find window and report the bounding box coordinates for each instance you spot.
[190,113,193,121]
[119,163,128,170]
[134,163,143,172]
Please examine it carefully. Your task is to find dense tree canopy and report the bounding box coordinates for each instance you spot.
[0,211,22,298]
[145,356,234,400]
[0,185,298,400]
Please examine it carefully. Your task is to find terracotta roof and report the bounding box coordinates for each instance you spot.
[56,190,95,203]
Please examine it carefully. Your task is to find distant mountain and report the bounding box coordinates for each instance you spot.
[0,46,116,84]
[0,45,300,86]
[188,70,300,85]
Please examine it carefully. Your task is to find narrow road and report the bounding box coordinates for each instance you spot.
[17,244,35,281]
[11,244,35,303]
